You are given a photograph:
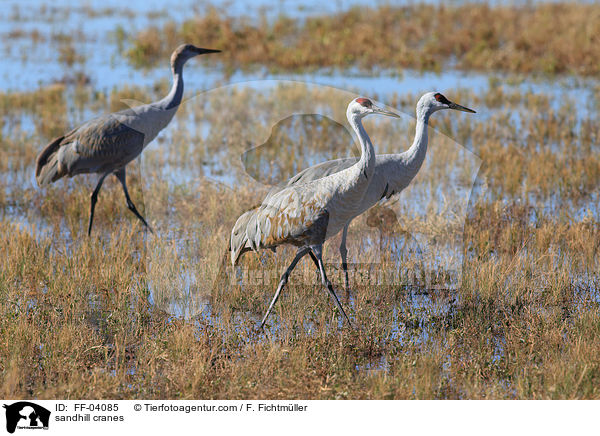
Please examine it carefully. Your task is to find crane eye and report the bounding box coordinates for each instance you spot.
[434,93,451,105]
[356,98,373,108]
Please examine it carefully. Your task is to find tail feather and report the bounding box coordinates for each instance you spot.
[230,208,259,266]
[35,135,66,186]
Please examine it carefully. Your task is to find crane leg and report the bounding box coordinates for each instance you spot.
[311,245,353,329]
[260,247,310,329]
[114,168,153,234]
[308,250,321,283]
[88,172,109,236]
[339,224,350,297]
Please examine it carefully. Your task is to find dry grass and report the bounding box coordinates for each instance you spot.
[124,3,600,76]
[1,74,599,399]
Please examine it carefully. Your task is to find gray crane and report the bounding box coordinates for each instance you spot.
[231,97,400,328]
[232,92,475,294]
[35,44,220,235]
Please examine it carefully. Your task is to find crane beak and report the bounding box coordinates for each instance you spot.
[195,48,221,55]
[448,101,476,113]
[373,105,401,118]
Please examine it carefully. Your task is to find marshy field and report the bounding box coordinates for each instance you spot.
[1,1,600,400]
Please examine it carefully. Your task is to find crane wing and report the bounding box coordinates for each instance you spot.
[57,114,146,176]
[68,115,144,160]
[247,186,330,251]
[284,157,357,186]
[263,157,357,202]
[36,110,147,185]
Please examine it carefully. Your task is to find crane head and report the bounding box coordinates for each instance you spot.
[171,44,221,68]
[421,92,476,114]
[348,97,400,119]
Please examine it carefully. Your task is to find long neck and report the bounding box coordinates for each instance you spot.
[158,61,184,111]
[349,113,375,181]
[402,109,430,171]
[383,107,431,194]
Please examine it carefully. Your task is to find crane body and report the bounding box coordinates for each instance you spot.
[36,44,220,235]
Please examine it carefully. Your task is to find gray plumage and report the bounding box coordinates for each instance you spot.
[35,44,220,235]
[36,115,145,185]
[230,208,258,262]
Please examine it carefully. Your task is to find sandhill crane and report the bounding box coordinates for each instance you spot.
[234,92,475,292]
[231,97,400,328]
[35,44,220,235]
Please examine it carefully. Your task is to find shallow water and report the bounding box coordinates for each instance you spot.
[2,0,599,108]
